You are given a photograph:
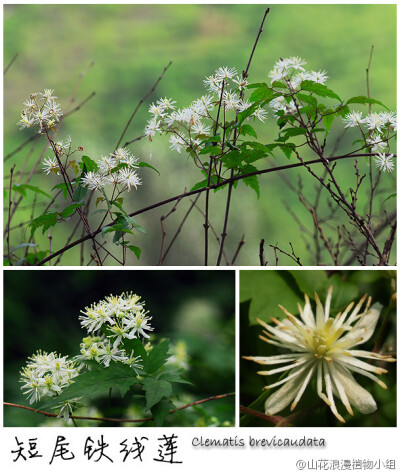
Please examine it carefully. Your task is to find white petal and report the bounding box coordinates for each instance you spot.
[333,365,377,414]
[349,306,381,344]
[300,294,315,326]
[264,365,312,415]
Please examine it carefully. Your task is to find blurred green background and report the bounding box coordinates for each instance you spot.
[4,269,235,426]
[240,269,397,427]
[4,4,396,265]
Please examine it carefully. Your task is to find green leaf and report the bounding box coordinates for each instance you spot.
[323,113,335,132]
[151,399,176,427]
[72,185,88,202]
[279,144,294,159]
[52,183,69,200]
[240,124,257,138]
[37,362,140,410]
[145,340,171,374]
[296,93,317,107]
[29,212,58,235]
[142,377,172,411]
[190,179,208,192]
[240,271,302,325]
[249,85,275,103]
[133,224,147,234]
[277,127,307,142]
[138,162,160,175]
[60,203,84,219]
[300,80,341,101]
[127,245,141,260]
[237,103,257,124]
[199,145,222,156]
[288,270,328,296]
[13,184,52,199]
[80,155,99,173]
[346,96,388,110]
[241,164,260,198]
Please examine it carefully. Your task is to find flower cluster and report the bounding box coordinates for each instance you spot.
[18,89,62,133]
[268,57,328,116]
[144,66,267,153]
[343,111,396,172]
[244,287,395,423]
[20,351,80,404]
[42,136,73,175]
[80,148,142,192]
[78,291,153,370]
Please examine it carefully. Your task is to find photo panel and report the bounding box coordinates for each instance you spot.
[240,269,396,427]
[4,269,235,428]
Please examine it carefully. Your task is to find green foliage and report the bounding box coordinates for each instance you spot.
[12,184,52,199]
[300,80,341,101]
[29,211,58,235]
[346,95,388,110]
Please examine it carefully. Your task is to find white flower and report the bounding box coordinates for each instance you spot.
[99,343,128,367]
[374,153,394,172]
[192,95,215,115]
[117,168,142,191]
[156,97,176,111]
[222,91,241,111]
[215,66,238,80]
[287,56,307,71]
[364,112,385,133]
[253,107,268,122]
[40,89,57,100]
[232,75,248,91]
[169,134,186,153]
[20,351,79,405]
[98,155,117,174]
[367,132,387,153]
[42,157,60,175]
[80,171,107,190]
[17,113,35,130]
[148,102,166,118]
[244,287,395,423]
[343,111,364,128]
[125,311,154,339]
[144,117,162,138]
[309,70,328,84]
[203,75,223,94]
[191,122,211,135]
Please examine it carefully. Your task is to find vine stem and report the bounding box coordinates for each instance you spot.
[4,392,234,424]
[215,8,270,265]
[35,152,392,266]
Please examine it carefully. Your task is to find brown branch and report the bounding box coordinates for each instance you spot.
[35,152,382,266]
[6,165,16,265]
[158,194,184,265]
[4,392,234,424]
[162,194,201,263]
[259,238,267,266]
[231,234,246,265]
[4,52,18,75]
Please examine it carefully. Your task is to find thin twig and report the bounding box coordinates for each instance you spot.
[4,52,18,75]
[6,165,16,265]
[4,392,234,424]
[35,152,386,266]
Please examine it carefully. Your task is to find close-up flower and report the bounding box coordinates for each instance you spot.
[243,286,395,423]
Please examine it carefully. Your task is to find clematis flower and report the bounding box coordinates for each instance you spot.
[243,287,395,423]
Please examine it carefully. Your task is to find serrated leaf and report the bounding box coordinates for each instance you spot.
[80,155,99,173]
[138,161,160,175]
[190,179,208,192]
[72,185,87,202]
[158,371,193,385]
[52,183,69,200]
[199,145,222,156]
[60,203,84,219]
[240,271,302,325]
[279,144,294,159]
[13,184,52,199]
[133,224,146,234]
[151,399,176,426]
[96,196,105,207]
[70,160,80,176]
[240,124,257,138]
[241,164,260,198]
[29,212,58,235]
[145,340,171,374]
[300,80,341,101]
[37,362,139,410]
[127,245,141,260]
[346,96,388,110]
[323,113,335,132]
[142,377,172,411]
[249,85,274,103]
